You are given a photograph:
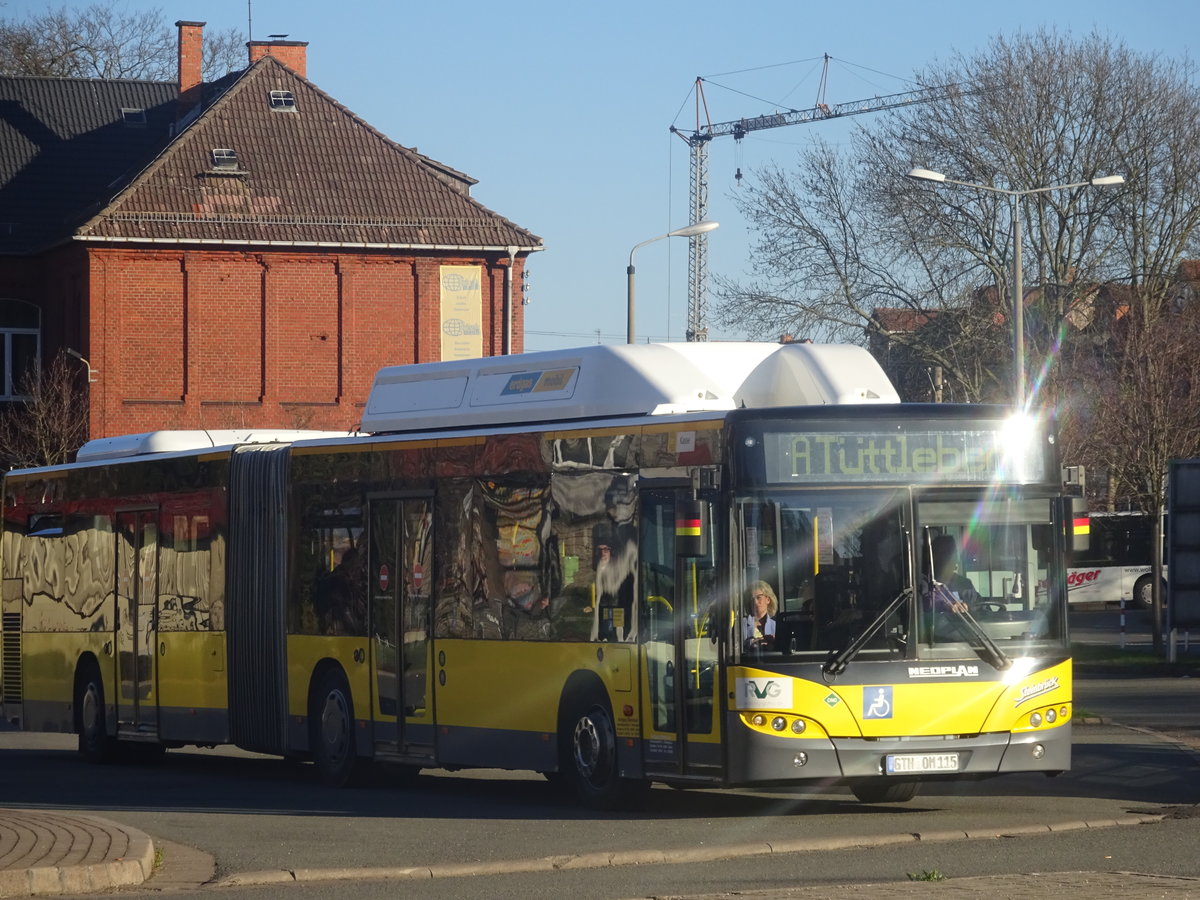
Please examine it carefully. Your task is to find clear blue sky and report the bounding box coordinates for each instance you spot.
[10,0,1197,350]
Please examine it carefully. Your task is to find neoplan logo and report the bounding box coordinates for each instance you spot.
[907,664,980,678]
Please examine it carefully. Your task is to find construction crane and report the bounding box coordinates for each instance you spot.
[670,57,958,341]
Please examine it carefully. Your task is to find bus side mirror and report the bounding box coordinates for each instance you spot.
[675,499,708,558]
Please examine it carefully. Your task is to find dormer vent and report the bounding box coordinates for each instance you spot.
[269,90,296,111]
[212,148,239,170]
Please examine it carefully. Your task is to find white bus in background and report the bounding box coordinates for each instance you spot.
[1068,511,1166,608]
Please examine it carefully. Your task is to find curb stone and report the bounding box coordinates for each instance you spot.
[0,812,154,898]
[208,816,1165,889]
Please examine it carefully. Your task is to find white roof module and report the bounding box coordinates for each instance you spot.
[360,342,898,435]
[75,430,348,462]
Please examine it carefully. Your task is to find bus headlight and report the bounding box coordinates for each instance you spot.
[771,716,787,731]
[1045,708,1057,724]
[791,719,807,734]
[1030,712,1043,728]
[752,714,766,727]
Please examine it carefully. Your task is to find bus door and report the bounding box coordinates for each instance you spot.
[114,509,159,736]
[638,482,722,779]
[367,496,434,759]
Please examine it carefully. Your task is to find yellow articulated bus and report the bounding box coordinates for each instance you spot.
[1,342,1075,808]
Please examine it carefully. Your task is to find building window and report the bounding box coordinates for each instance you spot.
[1,300,40,400]
[269,90,296,111]
[121,107,146,127]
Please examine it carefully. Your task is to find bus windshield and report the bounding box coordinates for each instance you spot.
[736,490,1066,665]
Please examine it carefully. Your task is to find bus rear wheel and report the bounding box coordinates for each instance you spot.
[1134,575,1156,609]
[76,664,115,764]
[564,698,647,810]
[311,668,358,787]
[850,778,921,804]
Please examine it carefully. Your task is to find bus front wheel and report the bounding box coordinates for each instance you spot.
[564,697,647,810]
[76,663,115,764]
[310,668,358,787]
[850,778,921,804]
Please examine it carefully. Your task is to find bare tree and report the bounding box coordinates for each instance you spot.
[718,31,1200,411]
[1066,298,1200,652]
[0,351,89,470]
[0,3,245,81]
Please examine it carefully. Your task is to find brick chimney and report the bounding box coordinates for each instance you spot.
[247,38,308,77]
[176,20,205,118]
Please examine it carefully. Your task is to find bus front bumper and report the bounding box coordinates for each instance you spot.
[725,722,1072,785]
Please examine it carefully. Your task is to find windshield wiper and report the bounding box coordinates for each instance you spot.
[823,587,911,676]
[936,594,1012,671]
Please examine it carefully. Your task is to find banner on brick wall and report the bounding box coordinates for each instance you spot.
[439,265,483,361]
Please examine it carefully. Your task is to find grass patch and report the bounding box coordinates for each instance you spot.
[907,869,946,882]
[1071,642,1200,669]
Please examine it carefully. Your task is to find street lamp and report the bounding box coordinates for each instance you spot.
[906,168,1124,405]
[627,220,719,344]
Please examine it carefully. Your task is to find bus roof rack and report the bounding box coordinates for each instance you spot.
[360,342,898,435]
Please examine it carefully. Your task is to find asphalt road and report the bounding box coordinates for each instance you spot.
[2,607,1195,898]
[1,672,1197,900]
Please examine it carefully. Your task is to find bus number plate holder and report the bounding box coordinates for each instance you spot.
[885,752,959,774]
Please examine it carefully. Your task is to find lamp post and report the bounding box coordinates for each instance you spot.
[627,220,719,344]
[906,168,1124,406]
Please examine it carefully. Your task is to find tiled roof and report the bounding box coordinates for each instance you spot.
[79,57,542,250]
[0,75,177,253]
[870,308,935,332]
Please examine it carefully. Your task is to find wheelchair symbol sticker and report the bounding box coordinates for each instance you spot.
[863,686,893,719]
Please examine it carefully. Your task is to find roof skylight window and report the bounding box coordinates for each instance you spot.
[269,90,296,111]
[121,107,146,127]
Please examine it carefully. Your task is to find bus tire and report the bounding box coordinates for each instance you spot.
[310,668,358,787]
[1132,578,1161,614]
[850,778,921,804]
[76,662,115,764]
[563,695,647,810]
[1133,575,1156,609]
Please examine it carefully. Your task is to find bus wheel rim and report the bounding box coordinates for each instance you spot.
[82,683,101,733]
[573,709,613,782]
[321,690,351,760]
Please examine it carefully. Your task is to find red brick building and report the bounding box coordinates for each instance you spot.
[0,21,542,439]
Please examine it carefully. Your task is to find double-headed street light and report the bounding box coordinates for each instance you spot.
[906,168,1124,406]
[627,220,719,344]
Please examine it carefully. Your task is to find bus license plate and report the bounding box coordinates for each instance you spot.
[885,752,959,774]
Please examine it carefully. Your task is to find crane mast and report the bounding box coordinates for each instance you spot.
[671,65,956,341]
